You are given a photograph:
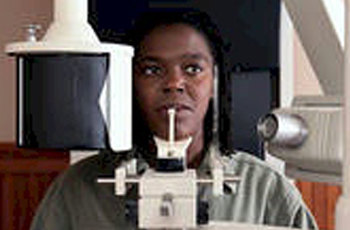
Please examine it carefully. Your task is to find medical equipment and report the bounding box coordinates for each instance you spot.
[5,0,350,229]
[5,0,133,151]
[258,96,343,183]
[98,108,241,229]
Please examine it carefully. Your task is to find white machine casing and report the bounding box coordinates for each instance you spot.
[139,170,197,229]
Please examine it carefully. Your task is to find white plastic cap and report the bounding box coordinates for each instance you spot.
[42,0,99,43]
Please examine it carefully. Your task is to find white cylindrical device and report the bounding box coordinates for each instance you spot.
[43,0,99,43]
[257,113,308,148]
[55,0,88,23]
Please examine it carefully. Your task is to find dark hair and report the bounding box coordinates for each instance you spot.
[125,8,229,152]
[126,8,225,67]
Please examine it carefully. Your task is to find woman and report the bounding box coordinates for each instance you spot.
[30,9,318,230]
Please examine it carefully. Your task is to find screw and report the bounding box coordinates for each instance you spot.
[25,24,41,42]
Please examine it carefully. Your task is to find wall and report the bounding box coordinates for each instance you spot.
[294,31,324,96]
[0,0,52,142]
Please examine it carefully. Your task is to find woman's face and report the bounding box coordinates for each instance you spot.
[134,23,214,142]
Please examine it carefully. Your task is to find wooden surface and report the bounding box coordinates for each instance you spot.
[296,181,342,230]
[0,143,69,230]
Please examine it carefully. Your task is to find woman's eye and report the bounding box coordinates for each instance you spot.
[184,65,203,76]
[143,66,162,76]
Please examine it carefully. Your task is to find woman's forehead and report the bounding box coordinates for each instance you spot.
[136,24,213,63]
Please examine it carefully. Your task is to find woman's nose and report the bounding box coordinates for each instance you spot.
[163,68,185,93]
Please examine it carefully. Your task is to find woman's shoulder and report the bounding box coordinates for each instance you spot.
[222,150,280,177]
[221,150,302,200]
[221,150,317,227]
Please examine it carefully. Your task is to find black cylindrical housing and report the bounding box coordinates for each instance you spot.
[17,54,108,149]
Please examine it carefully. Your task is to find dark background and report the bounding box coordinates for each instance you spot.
[89,0,280,68]
[89,0,281,159]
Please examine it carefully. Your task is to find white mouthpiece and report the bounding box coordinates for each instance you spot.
[168,108,176,145]
[42,0,99,43]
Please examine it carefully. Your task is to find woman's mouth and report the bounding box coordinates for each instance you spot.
[158,102,192,111]
[156,103,193,117]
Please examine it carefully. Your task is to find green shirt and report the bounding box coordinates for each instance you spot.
[30,148,318,230]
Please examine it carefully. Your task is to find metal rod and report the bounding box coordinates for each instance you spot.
[197,177,241,184]
[97,177,241,185]
[97,178,140,184]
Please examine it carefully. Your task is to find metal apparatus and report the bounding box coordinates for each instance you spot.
[258,96,343,183]
[257,112,308,148]
[98,108,241,229]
